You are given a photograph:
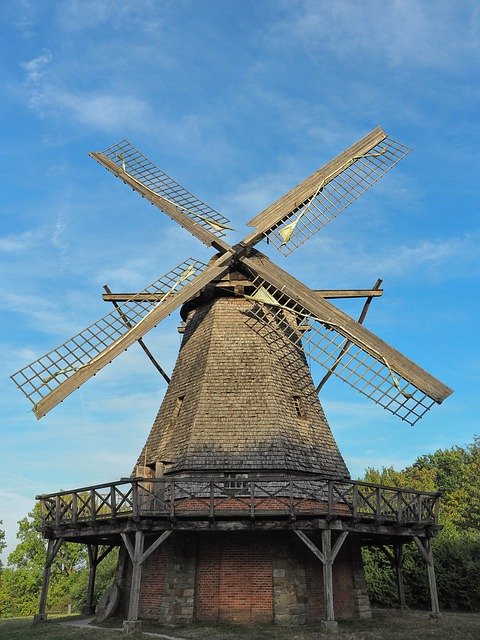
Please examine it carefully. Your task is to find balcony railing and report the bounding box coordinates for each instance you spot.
[37,476,440,530]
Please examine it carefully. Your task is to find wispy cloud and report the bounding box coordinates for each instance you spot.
[0,228,44,253]
[273,0,480,71]
[21,50,52,82]
[21,51,152,132]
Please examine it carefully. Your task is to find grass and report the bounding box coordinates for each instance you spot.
[0,610,479,640]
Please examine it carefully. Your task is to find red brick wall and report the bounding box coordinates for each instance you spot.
[195,532,273,623]
[120,530,366,623]
[303,533,356,620]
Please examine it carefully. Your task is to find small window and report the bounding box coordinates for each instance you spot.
[293,395,304,418]
[172,396,184,418]
[223,473,248,491]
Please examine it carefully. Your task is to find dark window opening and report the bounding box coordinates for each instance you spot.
[223,473,248,491]
[293,395,304,418]
[172,396,184,418]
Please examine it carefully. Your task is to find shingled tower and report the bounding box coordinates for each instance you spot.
[123,264,368,624]
[137,265,350,480]
[14,128,452,632]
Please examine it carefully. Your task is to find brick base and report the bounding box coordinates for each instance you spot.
[119,530,370,624]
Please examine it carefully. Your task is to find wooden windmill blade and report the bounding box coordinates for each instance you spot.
[89,140,233,253]
[243,127,411,255]
[241,252,452,425]
[11,255,232,419]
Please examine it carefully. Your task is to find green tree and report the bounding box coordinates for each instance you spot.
[361,437,480,612]
[0,504,86,617]
[0,521,6,571]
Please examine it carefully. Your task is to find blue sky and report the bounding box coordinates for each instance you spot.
[1,1,479,558]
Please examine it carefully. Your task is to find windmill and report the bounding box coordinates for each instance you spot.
[14,127,452,631]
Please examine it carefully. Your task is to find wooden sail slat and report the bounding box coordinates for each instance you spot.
[90,152,232,254]
[242,252,452,403]
[32,255,233,418]
[244,127,387,243]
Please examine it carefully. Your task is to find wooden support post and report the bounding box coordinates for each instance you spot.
[34,538,64,624]
[293,530,346,634]
[121,530,172,631]
[413,536,440,618]
[85,544,99,615]
[322,529,335,623]
[127,531,144,622]
[83,544,115,616]
[394,543,407,610]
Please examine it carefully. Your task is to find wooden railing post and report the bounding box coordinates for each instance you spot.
[110,484,117,519]
[250,480,256,519]
[55,496,60,526]
[90,490,96,525]
[396,490,403,523]
[417,494,423,523]
[132,482,139,520]
[209,480,215,519]
[72,493,78,523]
[375,487,381,520]
[327,480,333,516]
[434,494,441,526]
[352,483,358,519]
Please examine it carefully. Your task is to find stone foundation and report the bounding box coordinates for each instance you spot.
[120,530,370,624]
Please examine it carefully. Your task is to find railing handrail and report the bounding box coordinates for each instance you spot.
[36,475,441,500]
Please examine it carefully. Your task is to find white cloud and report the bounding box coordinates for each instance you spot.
[21,51,52,82]
[21,51,152,132]
[274,0,480,71]
[0,228,44,253]
[300,232,479,285]
[54,91,152,130]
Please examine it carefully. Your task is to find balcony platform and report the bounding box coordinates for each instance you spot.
[36,475,441,544]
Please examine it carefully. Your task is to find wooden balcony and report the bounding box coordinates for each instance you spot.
[37,476,440,539]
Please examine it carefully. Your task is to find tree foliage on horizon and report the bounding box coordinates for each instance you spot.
[362,436,480,611]
[0,506,116,618]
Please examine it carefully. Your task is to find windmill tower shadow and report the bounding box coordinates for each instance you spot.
[13,128,452,633]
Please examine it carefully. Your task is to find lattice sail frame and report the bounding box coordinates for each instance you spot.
[265,137,411,256]
[98,140,232,236]
[244,277,436,425]
[11,258,206,408]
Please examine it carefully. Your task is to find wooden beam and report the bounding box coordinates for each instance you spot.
[394,543,407,610]
[317,279,383,393]
[243,127,387,246]
[85,545,98,615]
[140,530,172,564]
[331,531,349,563]
[120,533,135,562]
[322,529,335,622]
[242,251,453,403]
[413,536,440,616]
[316,289,383,299]
[90,152,232,254]
[294,530,325,563]
[102,287,384,303]
[103,284,170,384]
[33,254,233,418]
[127,531,144,621]
[38,538,64,619]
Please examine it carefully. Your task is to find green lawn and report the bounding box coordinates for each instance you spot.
[0,610,479,640]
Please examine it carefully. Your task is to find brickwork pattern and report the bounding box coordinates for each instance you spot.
[119,531,371,624]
